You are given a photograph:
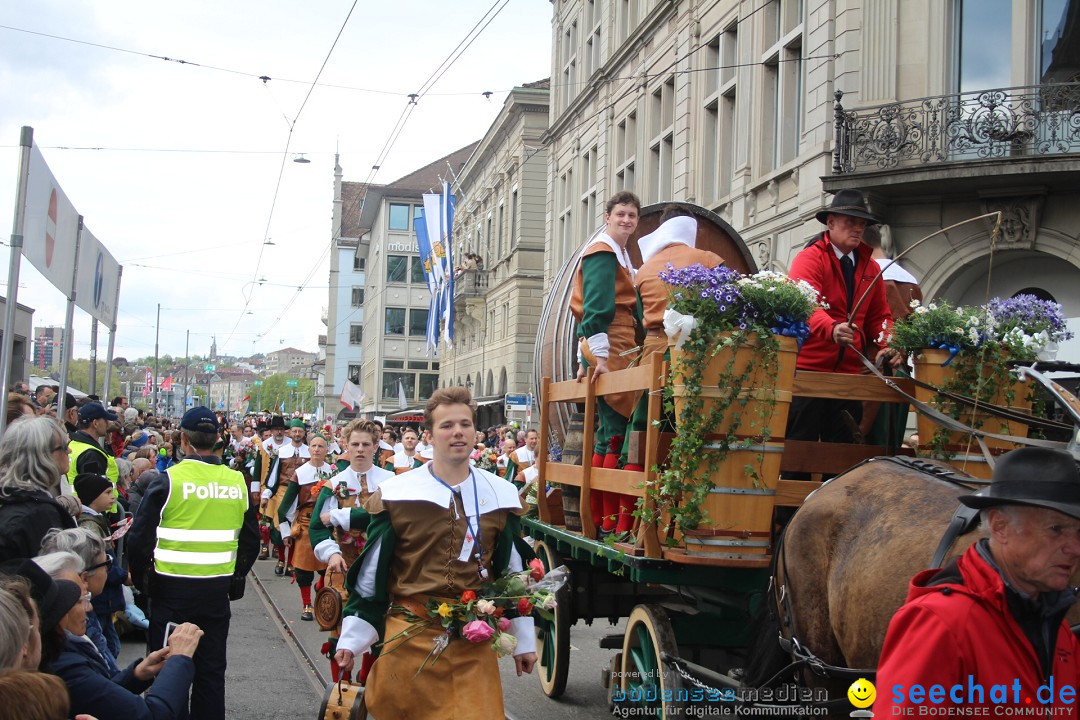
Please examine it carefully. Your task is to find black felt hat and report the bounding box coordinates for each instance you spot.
[815,189,881,225]
[959,448,1080,521]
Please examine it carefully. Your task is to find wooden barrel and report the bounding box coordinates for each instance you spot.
[533,203,756,451]
[558,411,585,532]
[318,681,366,720]
[913,349,1031,480]
[664,334,798,565]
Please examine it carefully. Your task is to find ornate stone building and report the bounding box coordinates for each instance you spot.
[544,0,1080,354]
[438,81,551,428]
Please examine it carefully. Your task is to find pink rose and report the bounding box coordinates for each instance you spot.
[497,616,511,632]
[528,558,545,582]
[461,620,495,643]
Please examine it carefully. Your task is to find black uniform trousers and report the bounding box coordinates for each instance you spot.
[148,576,231,720]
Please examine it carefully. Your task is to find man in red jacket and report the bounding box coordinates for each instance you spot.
[875,448,1080,714]
[786,189,899,447]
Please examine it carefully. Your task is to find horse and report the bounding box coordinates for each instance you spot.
[744,455,1080,703]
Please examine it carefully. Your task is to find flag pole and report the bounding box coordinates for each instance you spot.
[153,303,160,416]
[0,126,33,436]
[102,265,123,404]
[89,319,98,396]
[57,217,83,408]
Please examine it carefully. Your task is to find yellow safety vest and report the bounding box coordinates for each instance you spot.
[67,440,120,498]
[152,460,247,579]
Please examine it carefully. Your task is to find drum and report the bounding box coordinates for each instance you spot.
[317,680,366,720]
[315,570,349,631]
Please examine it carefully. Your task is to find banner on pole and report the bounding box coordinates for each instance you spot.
[74,225,122,328]
[22,144,79,297]
[142,370,152,397]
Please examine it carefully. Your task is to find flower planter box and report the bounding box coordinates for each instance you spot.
[664,333,798,564]
[913,348,1030,479]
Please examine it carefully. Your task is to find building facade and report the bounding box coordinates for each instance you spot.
[264,347,317,377]
[438,80,551,428]
[33,325,63,371]
[352,144,479,418]
[1,297,33,384]
[322,163,367,419]
[544,0,1080,351]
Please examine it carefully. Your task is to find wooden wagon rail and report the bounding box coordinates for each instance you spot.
[534,353,918,561]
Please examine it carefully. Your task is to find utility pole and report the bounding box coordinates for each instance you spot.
[89,319,98,396]
[153,303,160,415]
[183,330,190,412]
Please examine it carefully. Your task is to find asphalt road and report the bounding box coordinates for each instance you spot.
[119,559,624,718]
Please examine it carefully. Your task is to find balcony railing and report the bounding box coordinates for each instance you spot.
[454,268,489,299]
[831,83,1080,174]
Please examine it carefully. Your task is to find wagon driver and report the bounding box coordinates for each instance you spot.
[785,189,900,454]
[875,448,1080,713]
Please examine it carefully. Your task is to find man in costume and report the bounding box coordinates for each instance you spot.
[875,448,1080,714]
[506,428,540,491]
[253,416,288,559]
[310,419,393,682]
[334,388,537,719]
[620,207,725,494]
[786,189,899,450]
[384,426,423,474]
[128,407,259,720]
[261,418,309,575]
[372,420,395,469]
[277,433,333,620]
[570,190,641,536]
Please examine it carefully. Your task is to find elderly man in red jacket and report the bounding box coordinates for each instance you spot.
[875,448,1080,714]
[786,189,899,447]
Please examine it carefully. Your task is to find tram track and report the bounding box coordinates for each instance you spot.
[249,569,327,697]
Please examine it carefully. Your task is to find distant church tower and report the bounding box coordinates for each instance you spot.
[210,336,218,362]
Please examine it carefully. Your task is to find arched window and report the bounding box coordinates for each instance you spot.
[486,370,494,397]
[499,368,508,396]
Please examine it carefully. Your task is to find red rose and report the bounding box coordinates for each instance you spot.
[528,558,545,582]
[517,597,534,616]
[461,590,477,604]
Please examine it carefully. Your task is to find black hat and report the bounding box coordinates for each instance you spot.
[959,448,1080,521]
[181,407,219,433]
[78,401,118,424]
[815,189,881,225]
[73,473,113,504]
[268,415,287,430]
[0,559,82,631]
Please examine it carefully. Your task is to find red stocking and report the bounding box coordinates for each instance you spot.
[589,452,605,528]
[300,585,312,606]
[358,652,374,684]
[616,494,636,534]
[275,545,285,562]
[259,525,270,545]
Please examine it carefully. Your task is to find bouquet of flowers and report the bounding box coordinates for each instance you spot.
[476,450,499,473]
[984,294,1073,361]
[659,265,822,347]
[389,560,569,673]
[888,299,983,359]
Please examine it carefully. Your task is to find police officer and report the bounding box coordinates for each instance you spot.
[129,407,260,720]
[68,401,120,495]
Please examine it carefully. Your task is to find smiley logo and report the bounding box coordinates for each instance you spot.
[848,678,876,709]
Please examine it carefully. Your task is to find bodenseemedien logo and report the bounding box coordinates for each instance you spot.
[849,678,877,718]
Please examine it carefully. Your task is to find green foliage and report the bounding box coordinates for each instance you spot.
[253,374,316,413]
[42,359,124,399]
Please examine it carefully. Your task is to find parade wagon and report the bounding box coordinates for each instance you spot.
[524,203,1080,718]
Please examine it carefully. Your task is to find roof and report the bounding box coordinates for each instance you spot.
[522,77,550,90]
[269,347,313,356]
[341,182,366,239]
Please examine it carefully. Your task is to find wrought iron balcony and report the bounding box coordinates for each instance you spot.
[454,268,489,299]
[831,83,1080,175]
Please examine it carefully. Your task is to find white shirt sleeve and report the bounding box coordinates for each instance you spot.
[330,507,353,531]
[313,538,342,565]
[586,332,610,359]
[509,616,536,656]
[336,535,384,657]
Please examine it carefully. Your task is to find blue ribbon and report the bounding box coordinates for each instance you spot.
[930,339,961,366]
[771,318,811,351]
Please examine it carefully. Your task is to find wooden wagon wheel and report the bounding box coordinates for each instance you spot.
[620,604,683,718]
[532,539,571,698]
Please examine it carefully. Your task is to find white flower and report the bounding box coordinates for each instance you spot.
[538,592,558,610]
[914,306,929,315]
[475,599,496,616]
[492,631,518,657]
[928,303,938,311]
[909,299,922,309]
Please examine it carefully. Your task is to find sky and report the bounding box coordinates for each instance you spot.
[0,0,552,363]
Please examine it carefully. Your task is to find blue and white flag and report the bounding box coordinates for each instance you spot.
[279,399,286,414]
[414,207,440,355]
[440,181,456,347]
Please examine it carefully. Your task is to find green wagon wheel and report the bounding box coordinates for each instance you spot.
[533,539,570,698]
[619,604,683,718]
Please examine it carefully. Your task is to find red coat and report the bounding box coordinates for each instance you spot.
[787,233,892,373]
[874,543,1080,714]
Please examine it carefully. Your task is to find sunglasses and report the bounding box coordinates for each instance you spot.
[84,557,113,573]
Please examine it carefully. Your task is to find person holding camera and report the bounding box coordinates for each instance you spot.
[128,407,259,720]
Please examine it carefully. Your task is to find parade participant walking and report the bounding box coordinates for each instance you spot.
[310,419,393,682]
[253,416,288,559]
[261,419,309,576]
[506,429,540,490]
[374,421,395,468]
[875,448,1080,714]
[67,402,120,497]
[334,387,536,719]
[277,433,333,621]
[786,190,899,450]
[128,407,259,720]
[496,437,516,478]
[570,190,642,535]
[384,426,423,474]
